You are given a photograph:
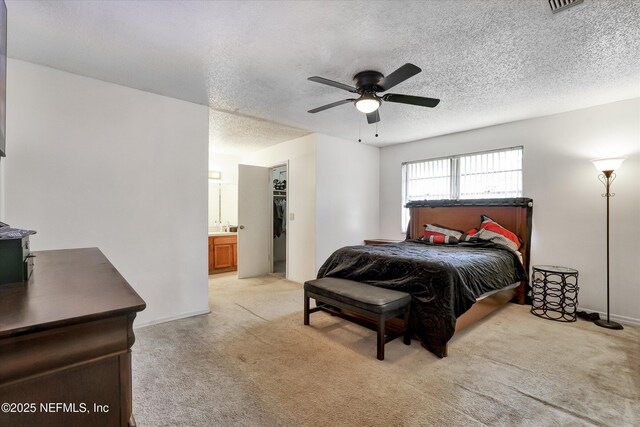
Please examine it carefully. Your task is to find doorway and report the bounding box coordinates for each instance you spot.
[271,165,287,277]
[236,162,288,279]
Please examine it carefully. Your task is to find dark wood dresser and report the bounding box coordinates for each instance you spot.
[0,248,146,427]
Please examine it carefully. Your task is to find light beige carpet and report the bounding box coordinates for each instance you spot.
[133,273,639,426]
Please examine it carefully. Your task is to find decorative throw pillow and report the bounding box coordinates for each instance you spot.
[422,224,462,244]
[460,228,479,242]
[474,215,522,251]
[423,234,459,244]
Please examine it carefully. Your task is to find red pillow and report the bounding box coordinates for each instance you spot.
[422,224,462,244]
[460,228,478,242]
[475,215,521,251]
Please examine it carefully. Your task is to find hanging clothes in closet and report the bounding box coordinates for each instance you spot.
[273,197,286,238]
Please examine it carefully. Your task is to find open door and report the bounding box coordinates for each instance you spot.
[237,164,270,278]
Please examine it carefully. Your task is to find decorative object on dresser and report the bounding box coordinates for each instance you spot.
[0,248,146,427]
[0,222,36,285]
[591,157,625,330]
[209,233,238,274]
[530,265,579,322]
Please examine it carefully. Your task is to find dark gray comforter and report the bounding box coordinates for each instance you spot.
[316,240,527,357]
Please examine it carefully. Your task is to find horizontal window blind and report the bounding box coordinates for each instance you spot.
[401,147,523,231]
[402,159,451,230]
[403,158,451,201]
[459,147,522,199]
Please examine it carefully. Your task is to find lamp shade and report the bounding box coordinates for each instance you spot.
[591,158,625,172]
[355,94,380,113]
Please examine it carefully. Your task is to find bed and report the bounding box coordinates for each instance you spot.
[316,198,533,358]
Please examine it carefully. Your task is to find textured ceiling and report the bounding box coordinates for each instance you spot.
[6,0,640,154]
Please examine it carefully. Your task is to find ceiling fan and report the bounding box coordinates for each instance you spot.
[307,63,440,124]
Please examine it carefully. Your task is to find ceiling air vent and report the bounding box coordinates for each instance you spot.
[548,0,584,13]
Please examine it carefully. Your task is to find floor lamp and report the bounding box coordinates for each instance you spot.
[591,158,625,330]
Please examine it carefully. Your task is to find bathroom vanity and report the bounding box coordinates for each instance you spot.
[208,232,237,274]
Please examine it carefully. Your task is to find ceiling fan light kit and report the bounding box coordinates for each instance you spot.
[307,63,440,124]
[355,93,380,113]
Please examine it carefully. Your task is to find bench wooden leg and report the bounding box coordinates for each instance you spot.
[304,286,411,361]
[377,316,385,361]
[403,307,411,346]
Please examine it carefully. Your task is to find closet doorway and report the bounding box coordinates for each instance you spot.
[271,165,287,277]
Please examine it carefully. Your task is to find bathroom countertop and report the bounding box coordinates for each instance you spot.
[208,231,237,236]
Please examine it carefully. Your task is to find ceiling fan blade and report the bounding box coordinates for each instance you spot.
[366,110,380,124]
[379,63,422,92]
[382,93,440,108]
[308,99,355,113]
[308,76,357,93]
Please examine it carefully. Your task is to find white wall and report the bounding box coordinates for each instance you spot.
[380,98,640,323]
[241,134,317,283]
[315,134,380,270]
[4,59,210,326]
[241,133,381,282]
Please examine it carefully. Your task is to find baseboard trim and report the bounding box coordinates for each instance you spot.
[134,307,211,329]
[577,306,640,327]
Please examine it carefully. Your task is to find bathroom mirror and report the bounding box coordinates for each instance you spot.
[208,182,238,231]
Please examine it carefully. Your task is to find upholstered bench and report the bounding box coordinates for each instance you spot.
[304,278,411,360]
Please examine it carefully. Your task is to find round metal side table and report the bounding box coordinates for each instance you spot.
[530,265,579,322]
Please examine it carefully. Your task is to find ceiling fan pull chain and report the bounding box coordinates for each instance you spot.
[358,119,362,143]
[375,117,379,137]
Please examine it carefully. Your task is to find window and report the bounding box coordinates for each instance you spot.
[401,146,523,230]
